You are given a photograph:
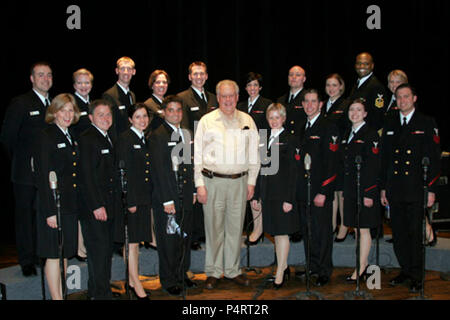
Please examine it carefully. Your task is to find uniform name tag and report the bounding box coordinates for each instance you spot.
[387,131,394,135]
[101,149,110,154]
[157,110,164,114]
[168,142,177,146]
[133,145,141,149]
[30,110,40,116]
[259,143,265,147]
[119,105,126,110]
[57,143,66,148]
[80,111,88,116]
[412,131,424,135]
[190,107,200,111]
[310,136,320,140]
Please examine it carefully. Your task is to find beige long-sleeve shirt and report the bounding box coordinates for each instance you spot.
[194,109,260,187]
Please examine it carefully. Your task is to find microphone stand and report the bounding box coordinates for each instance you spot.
[296,154,323,300]
[119,162,131,300]
[409,157,430,300]
[244,207,262,275]
[50,173,67,300]
[173,157,186,300]
[344,156,372,300]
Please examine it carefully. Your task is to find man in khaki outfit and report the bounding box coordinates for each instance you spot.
[194,80,260,289]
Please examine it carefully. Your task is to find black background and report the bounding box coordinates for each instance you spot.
[1,0,449,243]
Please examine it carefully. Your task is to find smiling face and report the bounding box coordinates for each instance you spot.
[89,104,113,132]
[31,64,53,96]
[267,109,286,130]
[217,82,239,117]
[245,80,262,99]
[74,74,92,99]
[325,77,343,100]
[129,107,149,132]
[302,92,323,119]
[189,65,208,91]
[348,102,367,127]
[163,101,183,127]
[396,87,417,115]
[54,102,75,130]
[152,74,168,98]
[355,53,374,78]
[115,60,136,87]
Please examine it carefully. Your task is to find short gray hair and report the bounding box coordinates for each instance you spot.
[216,79,239,96]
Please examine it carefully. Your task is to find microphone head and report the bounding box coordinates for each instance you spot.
[422,157,430,166]
[304,153,311,170]
[118,160,126,170]
[355,155,362,164]
[49,171,57,190]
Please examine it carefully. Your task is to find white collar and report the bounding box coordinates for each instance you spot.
[116,82,129,95]
[400,108,415,125]
[290,88,303,99]
[91,123,108,137]
[351,121,366,134]
[307,113,321,127]
[191,86,205,99]
[75,91,89,104]
[269,127,284,148]
[358,72,373,88]
[130,126,145,140]
[32,89,49,106]
[248,95,260,106]
[153,94,163,104]
[165,121,184,142]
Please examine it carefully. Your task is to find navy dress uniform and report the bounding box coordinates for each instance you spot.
[36,124,80,259]
[340,123,381,228]
[237,96,272,131]
[78,125,118,300]
[114,127,153,243]
[71,94,91,140]
[149,122,195,291]
[296,115,339,283]
[380,109,441,284]
[254,129,300,236]
[0,90,51,271]
[347,74,388,131]
[144,95,165,132]
[277,89,307,137]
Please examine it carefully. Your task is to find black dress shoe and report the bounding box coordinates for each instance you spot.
[75,255,87,262]
[290,231,303,243]
[315,276,330,287]
[22,264,37,277]
[191,241,202,250]
[295,270,318,280]
[244,234,264,246]
[273,267,291,290]
[165,285,182,296]
[409,280,423,293]
[389,273,409,286]
[334,232,348,243]
[183,278,197,288]
[129,285,151,300]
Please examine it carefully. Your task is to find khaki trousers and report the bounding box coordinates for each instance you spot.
[203,175,247,278]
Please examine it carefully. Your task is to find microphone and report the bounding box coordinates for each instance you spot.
[49,171,58,190]
[304,153,311,171]
[355,155,362,165]
[422,157,430,169]
[118,160,127,193]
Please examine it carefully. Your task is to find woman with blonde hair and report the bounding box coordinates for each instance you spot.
[37,93,81,299]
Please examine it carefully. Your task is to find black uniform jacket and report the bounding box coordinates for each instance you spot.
[340,123,381,200]
[380,109,441,202]
[149,122,194,211]
[144,95,165,132]
[254,129,297,204]
[347,74,388,131]
[102,84,136,140]
[78,125,118,215]
[36,124,79,217]
[237,96,272,131]
[177,87,218,132]
[115,128,152,208]
[1,90,50,185]
[277,89,307,137]
[295,115,340,203]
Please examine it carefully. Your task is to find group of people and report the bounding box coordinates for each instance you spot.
[0,52,441,299]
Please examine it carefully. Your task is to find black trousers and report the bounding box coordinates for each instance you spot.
[299,201,334,278]
[390,200,424,282]
[13,183,38,267]
[80,209,115,300]
[153,204,193,289]
[192,202,205,241]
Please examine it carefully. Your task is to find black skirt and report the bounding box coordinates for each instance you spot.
[343,197,381,228]
[114,204,152,243]
[37,213,78,259]
[262,200,300,236]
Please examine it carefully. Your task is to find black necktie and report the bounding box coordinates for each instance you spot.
[289,94,294,104]
[45,98,50,107]
[141,136,146,145]
[306,121,311,131]
[127,92,133,105]
[349,131,356,142]
[248,103,253,113]
[402,117,407,127]
[106,133,113,147]
[66,132,73,145]
[201,92,207,103]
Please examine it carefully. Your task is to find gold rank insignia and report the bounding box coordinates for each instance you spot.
[375,94,384,108]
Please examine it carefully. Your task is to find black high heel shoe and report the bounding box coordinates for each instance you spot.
[426,228,437,247]
[334,231,348,243]
[273,267,291,289]
[245,233,264,246]
[345,265,369,283]
[128,284,151,300]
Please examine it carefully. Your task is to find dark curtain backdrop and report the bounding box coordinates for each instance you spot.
[1,0,449,242]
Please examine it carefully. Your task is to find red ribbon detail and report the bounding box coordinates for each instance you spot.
[321,174,337,187]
